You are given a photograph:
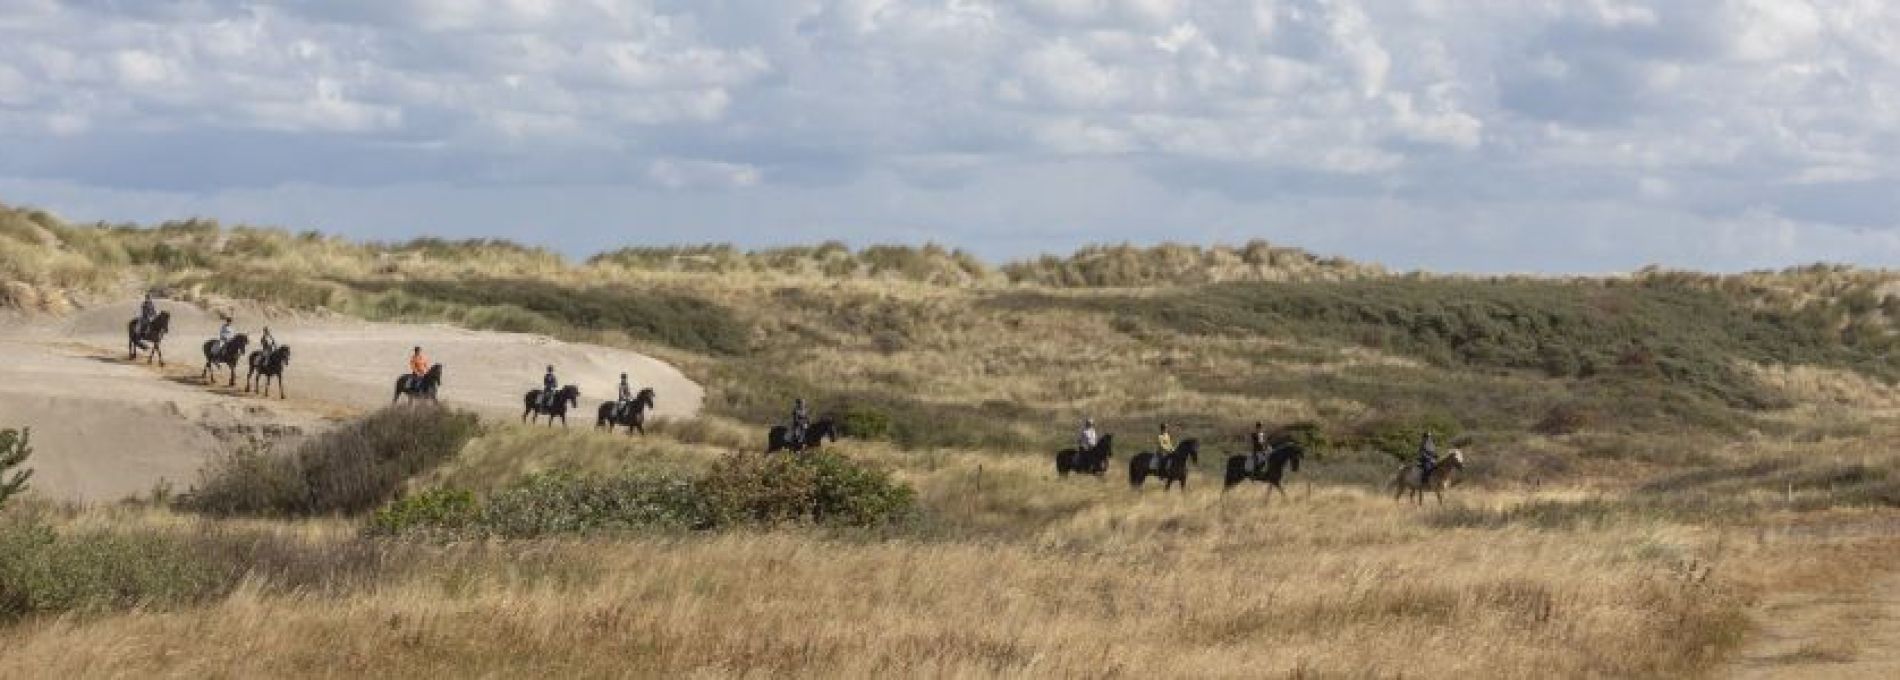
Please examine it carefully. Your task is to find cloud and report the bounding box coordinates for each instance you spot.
[0,0,1895,271]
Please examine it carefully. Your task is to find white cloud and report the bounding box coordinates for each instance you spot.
[0,0,1896,270]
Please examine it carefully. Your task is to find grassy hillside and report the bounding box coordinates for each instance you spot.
[4,200,1900,676]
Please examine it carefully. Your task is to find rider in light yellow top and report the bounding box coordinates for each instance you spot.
[1155,423,1175,471]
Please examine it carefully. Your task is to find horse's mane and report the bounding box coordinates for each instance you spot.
[426,364,443,378]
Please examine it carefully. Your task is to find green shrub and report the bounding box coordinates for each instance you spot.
[367,488,480,535]
[838,405,894,440]
[378,452,916,537]
[0,428,32,509]
[477,471,713,537]
[180,406,482,517]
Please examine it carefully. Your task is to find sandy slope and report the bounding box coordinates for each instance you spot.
[0,301,704,502]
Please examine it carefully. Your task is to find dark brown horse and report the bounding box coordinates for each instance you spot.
[1129,438,1199,491]
[201,334,250,387]
[1056,433,1114,478]
[1224,443,1304,499]
[126,311,170,365]
[393,364,444,404]
[244,345,291,399]
[595,388,657,434]
[523,385,581,427]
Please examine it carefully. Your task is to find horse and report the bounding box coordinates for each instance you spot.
[1224,443,1305,499]
[244,345,292,399]
[767,418,838,454]
[1055,433,1115,478]
[200,334,250,387]
[523,385,581,427]
[595,387,657,434]
[1129,438,1199,491]
[126,311,171,365]
[1392,449,1467,505]
[393,364,444,404]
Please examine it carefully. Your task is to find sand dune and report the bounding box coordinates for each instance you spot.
[0,301,705,502]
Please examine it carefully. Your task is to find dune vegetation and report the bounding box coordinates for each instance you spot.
[2,200,1899,677]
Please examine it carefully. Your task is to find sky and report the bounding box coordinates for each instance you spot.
[2,0,1900,273]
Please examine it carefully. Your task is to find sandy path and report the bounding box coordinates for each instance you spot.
[1726,550,1900,678]
[0,302,704,502]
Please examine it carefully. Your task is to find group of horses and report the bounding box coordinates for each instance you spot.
[126,313,289,399]
[1054,432,1468,504]
[518,384,658,435]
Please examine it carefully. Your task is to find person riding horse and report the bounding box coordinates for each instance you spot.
[135,292,158,339]
[1154,423,1175,472]
[790,398,811,446]
[615,373,634,420]
[1077,417,1099,455]
[210,315,235,357]
[1248,422,1271,471]
[410,346,429,380]
[1417,431,1438,486]
[540,365,559,410]
[258,326,277,356]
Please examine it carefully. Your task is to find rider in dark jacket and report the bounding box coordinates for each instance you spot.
[1249,422,1271,471]
[136,292,157,337]
[790,398,810,445]
[541,365,559,409]
[1417,431,1438,485]
[616,373,633,419]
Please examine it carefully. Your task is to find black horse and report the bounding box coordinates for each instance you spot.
[1129,438,1199,491]
[200,334,250,387]
[393,364,444,404]
[595,387,657,434]
[244,345,292,399]
[126,311,171,365]
[1224,443,1305,498]
[767,418,838,454]
[1055,433,1115,478]
[523,385,581,427]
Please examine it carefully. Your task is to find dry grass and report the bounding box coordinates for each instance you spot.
[5,202,1900,677]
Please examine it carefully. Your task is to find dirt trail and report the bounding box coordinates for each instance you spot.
[0,301,705,503]
[1725,566,1900,678]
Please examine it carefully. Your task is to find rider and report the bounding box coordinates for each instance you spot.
[616,373,634,419]
[790,398,810,446]
[540,365,559,410]
[409,346,429,379]
[1417,431,1439,486]
[1154,423,1175,471]
[135,291,158,338]
[259,325,277,356]
[1249,421,1271,471]
[1076,417,1098,454]
[211,314,235,357]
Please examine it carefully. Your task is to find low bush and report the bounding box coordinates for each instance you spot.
[837,405,894,440]
[180,406,482,517]
[0,428,33,509]
[378,452,917,537]
[0,513,397,624]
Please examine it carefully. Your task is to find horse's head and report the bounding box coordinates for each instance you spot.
[1179,438,1199,463]
[561,385,581,405]
[1444,449,1467,469]
[637,387,656,407]
[152,312,170,332]
[276,345,292,364]
[1096,433,1113,456]
[426,364,444,383]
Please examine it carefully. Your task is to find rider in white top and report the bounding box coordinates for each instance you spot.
[1077,418,1098,452]
[212,316,234,356]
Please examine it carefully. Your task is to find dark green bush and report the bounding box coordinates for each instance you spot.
[180,406,482,517]
[367,488,480,535]
[838,405,894,440]
[378,452,916,537]
[1350,412,1464,460]
[477,471,713,537]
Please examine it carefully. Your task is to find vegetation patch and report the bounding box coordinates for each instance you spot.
[179,406,482,517]
[376,452,916,537]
